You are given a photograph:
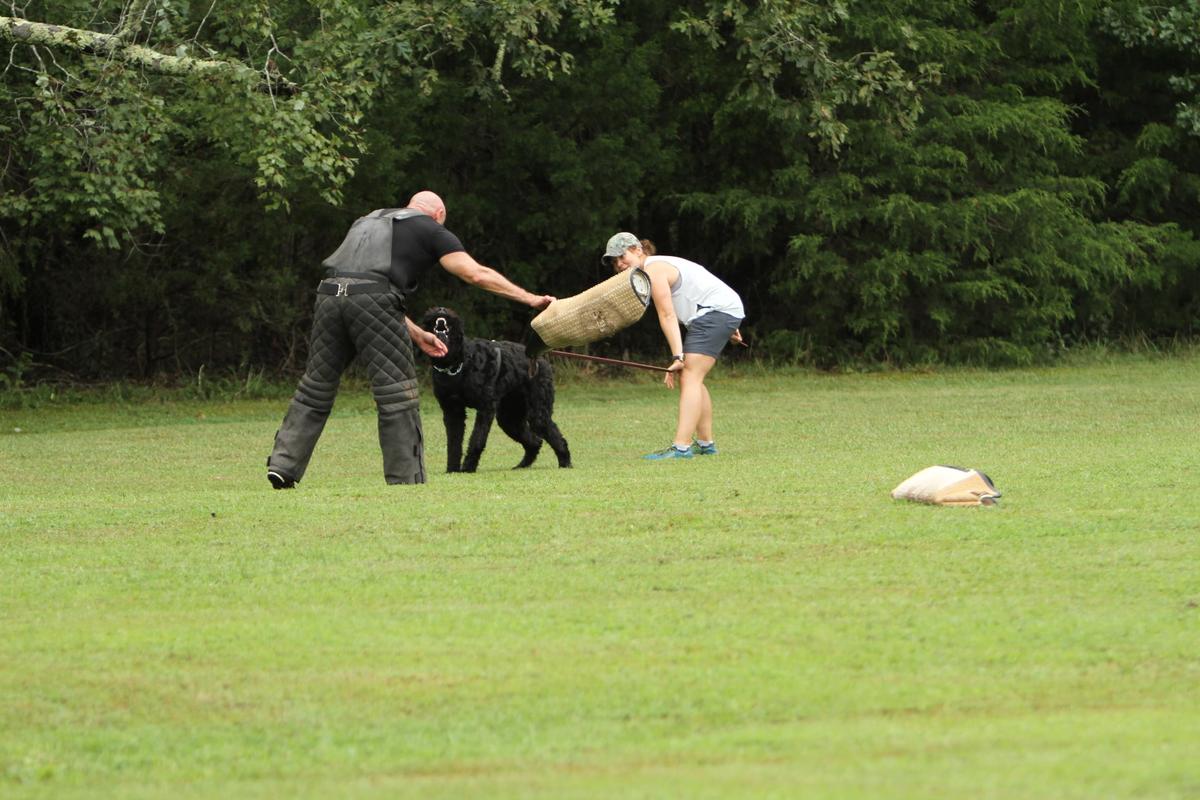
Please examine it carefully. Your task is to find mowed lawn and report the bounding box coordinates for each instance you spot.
[2,355,1198,799]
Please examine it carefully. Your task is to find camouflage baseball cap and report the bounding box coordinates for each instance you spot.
[602,232,640,266]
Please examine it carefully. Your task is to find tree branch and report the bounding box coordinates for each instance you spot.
[115,0,153,42]
[0,14,297,94]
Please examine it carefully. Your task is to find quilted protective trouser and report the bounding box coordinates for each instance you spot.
[268,290,425,484]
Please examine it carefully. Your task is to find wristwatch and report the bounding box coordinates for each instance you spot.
[672,354,685,363]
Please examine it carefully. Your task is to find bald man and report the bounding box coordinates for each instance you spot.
[266,191,555,487]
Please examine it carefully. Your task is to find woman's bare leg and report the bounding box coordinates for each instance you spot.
[696,383,714,442]
[673,354,716,446]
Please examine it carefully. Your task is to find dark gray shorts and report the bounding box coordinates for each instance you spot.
[684,311,743,358]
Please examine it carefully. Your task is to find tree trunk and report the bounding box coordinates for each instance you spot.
[0,15,296,94]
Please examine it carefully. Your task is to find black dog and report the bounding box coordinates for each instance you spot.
[419,306,571,473]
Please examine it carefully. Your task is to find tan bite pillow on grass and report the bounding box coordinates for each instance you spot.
[891,465,1001,506]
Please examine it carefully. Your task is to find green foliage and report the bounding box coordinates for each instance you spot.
[1101,0,1200,136]
[672,0,938,154]
[669,0,1195,365]
[1,0,1198,375]
[0,63,168,249]
[1079,5,1200,338]
[0,348,34,390]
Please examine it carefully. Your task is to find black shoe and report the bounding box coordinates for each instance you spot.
[267,470,296,490]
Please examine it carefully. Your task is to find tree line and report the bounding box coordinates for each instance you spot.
[1,0,1197,382]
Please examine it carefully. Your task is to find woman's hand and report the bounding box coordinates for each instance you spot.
[664,358,684,389]
[730,328,745,346]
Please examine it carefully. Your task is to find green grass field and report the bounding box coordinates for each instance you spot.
[2,354,1198,798]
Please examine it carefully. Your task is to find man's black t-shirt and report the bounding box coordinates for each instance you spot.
[322,208,465,295]
[388,214,465,294]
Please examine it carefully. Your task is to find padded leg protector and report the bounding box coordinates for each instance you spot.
[375,377,424,484]
[269,397,333,481]
[349,293,424,484]
[267,297,352,481]
[379,404,425,484]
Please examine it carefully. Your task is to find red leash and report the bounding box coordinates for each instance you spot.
[548,350,669,373]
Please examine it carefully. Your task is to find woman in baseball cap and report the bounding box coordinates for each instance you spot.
[603,232,745,460]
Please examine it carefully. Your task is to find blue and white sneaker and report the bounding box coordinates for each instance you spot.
[691,441,719,456]
[643,445,693,461]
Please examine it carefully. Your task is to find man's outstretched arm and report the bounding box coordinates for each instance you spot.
[440,251,554,309]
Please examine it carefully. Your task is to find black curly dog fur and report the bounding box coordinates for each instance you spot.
[419,306,571,473]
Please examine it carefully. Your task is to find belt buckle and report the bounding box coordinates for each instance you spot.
[336,282,348,297]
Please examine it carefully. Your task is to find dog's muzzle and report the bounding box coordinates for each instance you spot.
[432,316,451,345]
